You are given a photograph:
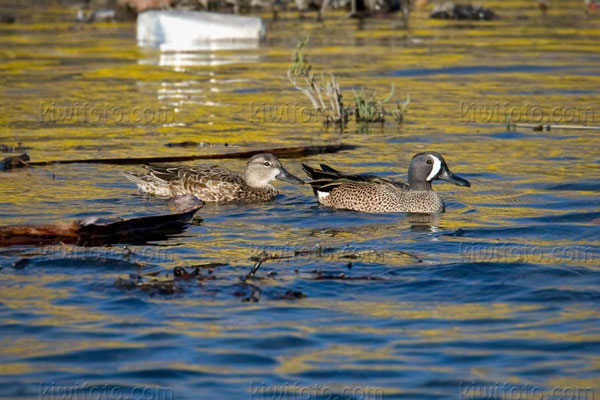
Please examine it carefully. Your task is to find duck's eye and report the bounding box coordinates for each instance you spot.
[426,159,432,165]
[263,161,271,167]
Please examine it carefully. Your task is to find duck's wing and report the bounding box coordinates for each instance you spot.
[302,163,408,195]
[147,164,244,187]
[141,165,185,183]
[123,164,245,199]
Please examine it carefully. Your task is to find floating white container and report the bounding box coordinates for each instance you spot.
[137,10,266,51]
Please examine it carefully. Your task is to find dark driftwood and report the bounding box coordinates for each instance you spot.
[0,206,201,247]
[0,153,30,171]
[0,223,79,246]
[24,144,357,167]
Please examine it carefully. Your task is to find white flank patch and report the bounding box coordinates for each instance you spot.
[317,191,330,201]
[426,155,442,181]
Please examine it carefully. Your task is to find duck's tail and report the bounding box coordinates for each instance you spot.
[301,163,345,196]
[121,169,171,196]
[121,170,146,187]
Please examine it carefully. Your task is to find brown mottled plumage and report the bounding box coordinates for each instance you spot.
[302,152,471,213]
[122,153,304,203]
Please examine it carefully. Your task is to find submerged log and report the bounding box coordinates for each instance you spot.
[0,206,202,247]
[0,223,78,246]
[22,144,357,168]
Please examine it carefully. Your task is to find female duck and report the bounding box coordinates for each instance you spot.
[123,153,304,203]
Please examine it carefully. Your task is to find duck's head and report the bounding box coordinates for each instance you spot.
[408,152,471,190]
[244,153,305,188]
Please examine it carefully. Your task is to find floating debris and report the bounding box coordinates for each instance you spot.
[141,269,163,277]
[273,290,306,300]
[0,143,32,153]
[294,244,331,256]
[506,123,600,132]
[312,272,384,280]
[242,255,267,282]
[165,141,205,148]
[248,244,336,263]
[165,141,230,148]
[173,266,217,281]
[20,144,357,168]
[0,206,202,247]
[234,278,262,302]
[187,262,228,269]
[0,153,29,171]
[115,275,181,296]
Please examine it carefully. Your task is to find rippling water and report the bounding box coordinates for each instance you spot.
[1,2,599,399]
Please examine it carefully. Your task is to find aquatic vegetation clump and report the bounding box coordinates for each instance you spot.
[288,37,409,128]
[393,92,411,123]
[288,37,350,126]
[353,84,410,124]
[353,86,388,123]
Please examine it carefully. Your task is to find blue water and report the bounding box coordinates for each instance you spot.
[1,3,600,400]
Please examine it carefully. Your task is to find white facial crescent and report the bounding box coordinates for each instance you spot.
[271,168,281,181]
[426,155,442,181]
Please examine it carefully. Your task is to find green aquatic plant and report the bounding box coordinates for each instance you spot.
[353,84,393,123]
[393,92,411,123]
[353,85,410,124]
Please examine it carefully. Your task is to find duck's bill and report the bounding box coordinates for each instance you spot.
[438,168,471,187]
[276,168,305,185]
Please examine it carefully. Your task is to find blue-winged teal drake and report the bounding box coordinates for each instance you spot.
[302,152,470,213]
[123,153,304,203]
